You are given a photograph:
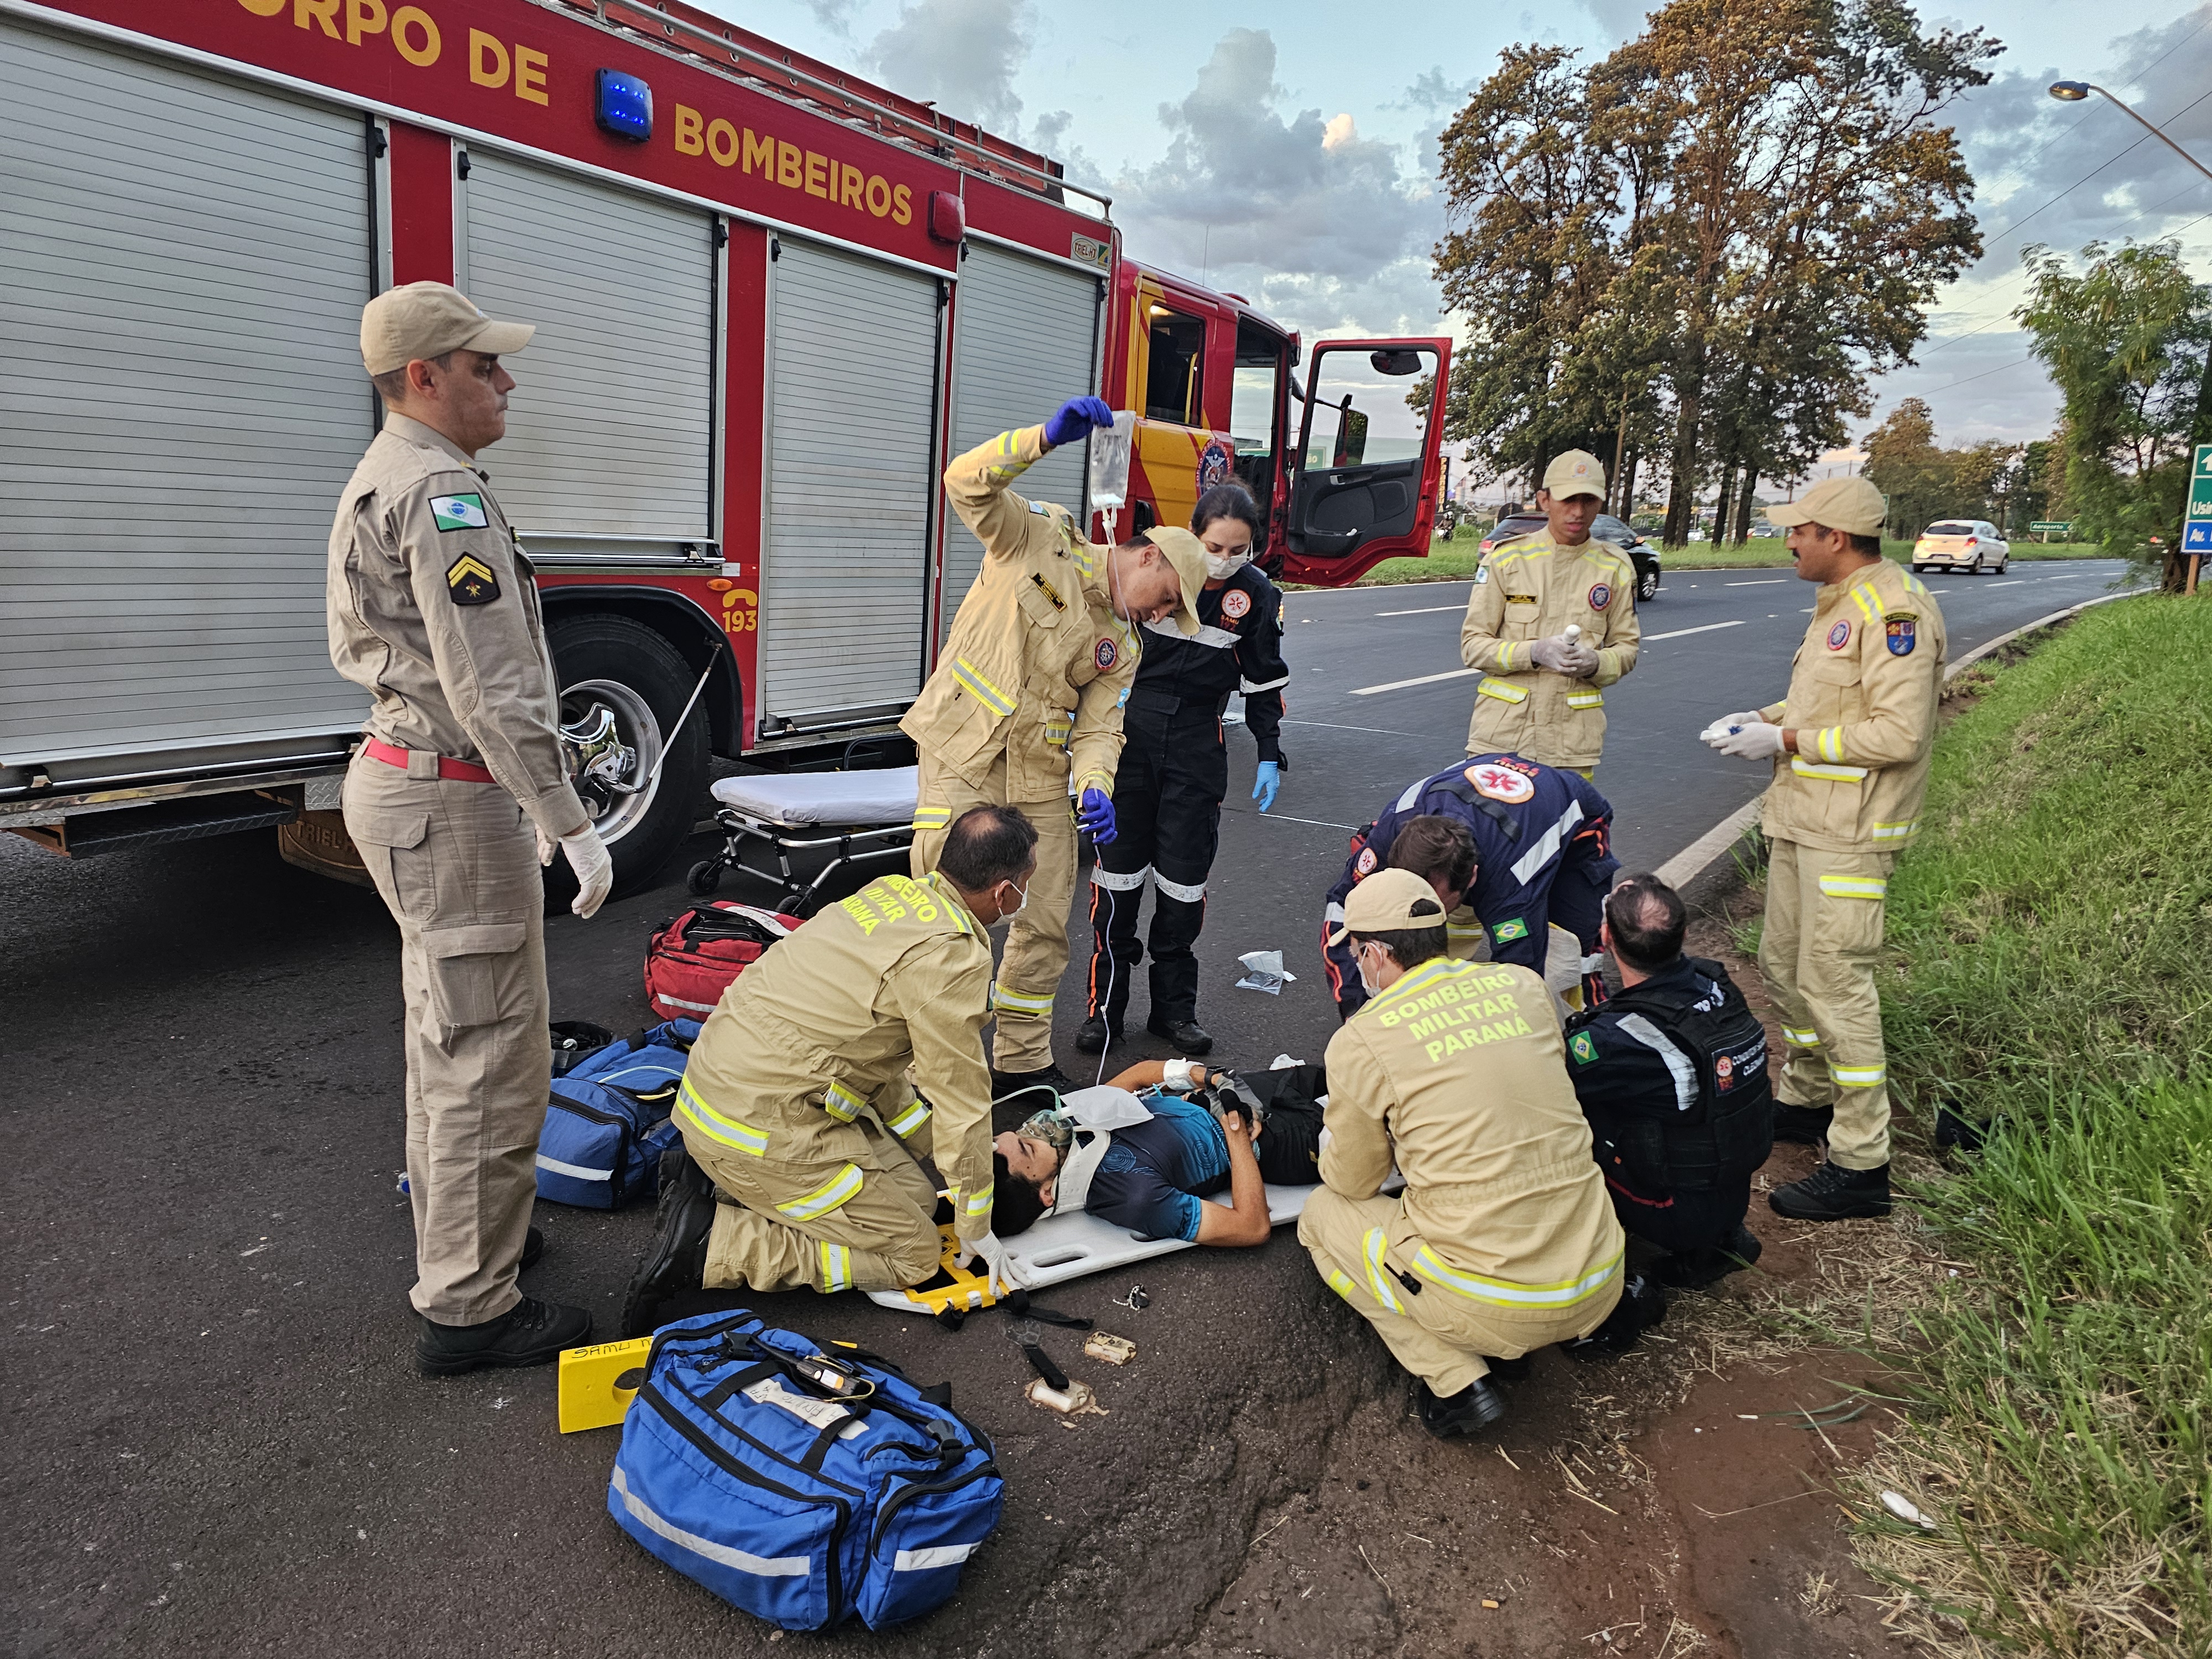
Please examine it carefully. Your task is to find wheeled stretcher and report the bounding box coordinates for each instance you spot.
[687,765,919,914]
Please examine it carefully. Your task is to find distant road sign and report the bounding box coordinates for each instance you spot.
[2192,445,2212,557]
[2186,521,2212,552]
[2027,521,2072,533]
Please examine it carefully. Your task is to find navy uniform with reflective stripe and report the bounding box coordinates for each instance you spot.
[1321,754,1616,1018]
[1086,564,1289,1029]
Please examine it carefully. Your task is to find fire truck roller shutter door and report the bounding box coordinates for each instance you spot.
[758,238,940,728]
[458,152,715,557]
[940,241,1102,648]
[0,17,373,769]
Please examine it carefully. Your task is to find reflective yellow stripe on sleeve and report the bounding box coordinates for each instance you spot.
[1410,1243,1623,1310]
[818,1241,852,1293]
[1850,584,1881,629]
[1817,726,1846,763]
[886,1098,932,1139]
[776,1162,864,1223]
[1791,757,1868,782]
[1325,1268,1361,1305]
[963,1188,993,1219]
[1565,690,1604,710]
[1818,874,1888,900]
[984,428,1034,483]
[822,1081,867,1123]
[1477,677,1528,705]
[911,805,952,832]
[1781,1025,1821,1048]
[677,1077,768,1156]
[1362,1228,1405,1314]
[950,658,1017,718]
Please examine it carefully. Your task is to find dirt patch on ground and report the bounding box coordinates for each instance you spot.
[1165,886,1941,1658]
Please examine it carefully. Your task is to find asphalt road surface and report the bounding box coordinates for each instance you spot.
[1,557,2131,1657]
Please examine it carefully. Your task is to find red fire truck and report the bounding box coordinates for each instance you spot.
[0,0,1452,889]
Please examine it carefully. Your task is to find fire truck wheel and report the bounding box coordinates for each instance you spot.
[546,614,712,900]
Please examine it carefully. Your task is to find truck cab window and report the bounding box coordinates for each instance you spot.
[1230,316,1285,499]
[1145,305,1207,426]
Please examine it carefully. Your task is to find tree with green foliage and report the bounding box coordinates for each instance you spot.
[2016,239,2211,586]
[1862,397,2028,535]
[1430,0,1995,548]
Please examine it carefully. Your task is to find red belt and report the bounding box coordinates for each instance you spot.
[363,737,496,784]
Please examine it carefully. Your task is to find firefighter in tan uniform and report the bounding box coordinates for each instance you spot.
[1703,476,1945,1222]
[622,806,1041,1334]
[903,396,1207,1094]
[327,283,612,1376]
[1298,870,1661,1441]
[1461,450,1641,775]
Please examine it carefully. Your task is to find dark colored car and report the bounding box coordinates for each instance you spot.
[1475,512,1661,602]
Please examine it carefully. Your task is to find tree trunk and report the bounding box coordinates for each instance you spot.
[1731,467,1757,545]
[1711,459,1739,550]
[1664,390,1702,547]
[1620,447,1641,524]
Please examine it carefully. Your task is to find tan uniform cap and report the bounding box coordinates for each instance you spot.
[1328,865,1448,945]
[1541,449,1607,499]
[362,281,535,376]
[1766,475,1887,538]
[1141,525,1208,637]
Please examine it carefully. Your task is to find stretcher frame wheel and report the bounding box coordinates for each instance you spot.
[686,858,724,896]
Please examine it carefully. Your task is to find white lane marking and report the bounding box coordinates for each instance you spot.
[1728,579,1786,586]
[1642,620,1749,643]
[1374,604,1464,617]
[1282,719,1426,736]
[1349,666,1479,696]
[1979,579,2026,587]
[1251,811,1360,830]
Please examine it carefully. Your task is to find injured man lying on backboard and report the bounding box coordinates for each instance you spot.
[989,1062,1326,1245]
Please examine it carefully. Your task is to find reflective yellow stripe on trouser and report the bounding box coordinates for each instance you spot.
[1363,1228,1405,1314]
[776,1162,864,1223]
[1410,1244,1620,1309]
[818,1241,853,1293]
[677,1077,768,1156]
[1758,838,1895,1171]
[885,1098,931,1139]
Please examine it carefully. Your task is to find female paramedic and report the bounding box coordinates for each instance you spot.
[1078,482,1290,1058]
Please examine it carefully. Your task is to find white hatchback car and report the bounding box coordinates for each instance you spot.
[1912,519,2010,574]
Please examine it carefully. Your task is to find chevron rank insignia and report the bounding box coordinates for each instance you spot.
[446,553,500,606]
[429,492,489,531]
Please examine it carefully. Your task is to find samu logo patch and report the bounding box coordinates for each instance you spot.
[429,492,488,532]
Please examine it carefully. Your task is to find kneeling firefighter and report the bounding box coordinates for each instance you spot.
[623,806,1039,1336]
[1563,872,1773,1287]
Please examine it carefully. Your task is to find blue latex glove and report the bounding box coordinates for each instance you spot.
[1076,786,1117,844]
[1043,395,1114,449]
[1251,760,1281,813]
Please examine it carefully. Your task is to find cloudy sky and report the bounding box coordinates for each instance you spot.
[710,0,2212,460]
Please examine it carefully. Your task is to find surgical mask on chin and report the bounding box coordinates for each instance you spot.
[1204,550,1250,580]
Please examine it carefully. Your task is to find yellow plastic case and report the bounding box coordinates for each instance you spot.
[882,1222,1001,1316]
[557,1335,654,1434]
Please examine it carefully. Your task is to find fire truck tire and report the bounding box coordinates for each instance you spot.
[546,614,711,900]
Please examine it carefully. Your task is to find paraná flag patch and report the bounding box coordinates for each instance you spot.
[429,492,489,532]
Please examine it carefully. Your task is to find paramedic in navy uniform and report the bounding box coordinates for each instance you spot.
[1078,483,1290,1057]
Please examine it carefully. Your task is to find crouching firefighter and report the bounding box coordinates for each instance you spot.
[1298,870,1663,1442]
[623,807,1040,1336]
[1563,873,1774,1287]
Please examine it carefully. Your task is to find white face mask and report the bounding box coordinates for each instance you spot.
[1357,943,1383,999]
[1203,550,1251,580]
[994,880,1029,925]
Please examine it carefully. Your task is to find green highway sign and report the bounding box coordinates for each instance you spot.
[2190,445,2212,554]
[2027,521,2072,533]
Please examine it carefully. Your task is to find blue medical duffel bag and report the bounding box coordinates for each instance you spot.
[609,1311,1003,1631]
[534,1019,700,1208]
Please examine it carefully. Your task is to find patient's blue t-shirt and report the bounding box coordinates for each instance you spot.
[1084,1095,1231,1242]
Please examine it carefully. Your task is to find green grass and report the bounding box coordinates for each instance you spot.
[1335,536,2110,588]
[1849,595,2212,1653]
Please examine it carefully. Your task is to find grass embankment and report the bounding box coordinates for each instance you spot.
[1344,537,2107,587]
[1851,594,2212,1655]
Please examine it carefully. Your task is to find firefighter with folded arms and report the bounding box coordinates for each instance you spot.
[1298,870,1662,1442]
[327,282,612,1376]
[904,397,1207,1097]
[1703,475,1945,1222]
[1460,450,1641,775]
[623,806,1041,1334]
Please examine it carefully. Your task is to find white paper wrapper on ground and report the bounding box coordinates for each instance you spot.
[1235,950,1296,994]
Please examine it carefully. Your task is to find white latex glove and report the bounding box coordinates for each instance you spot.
[956,1230,1025,1294]
[1527,634,1599,676]
[1698,712,1766,746]
[560,828,614,919]
[1714,722,1788,760]
[535,826,558,867]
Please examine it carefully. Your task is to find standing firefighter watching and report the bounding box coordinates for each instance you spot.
[623,807,1040,1334]
[327,283,612,1376]
[1703,476,1945,1222]
[1460,450,1641,775]
[904,397,1206,1095]
[1081,482,1291,1057]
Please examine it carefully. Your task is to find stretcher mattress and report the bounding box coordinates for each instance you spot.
[710,766,919,828]
[863,1184,1319,1314]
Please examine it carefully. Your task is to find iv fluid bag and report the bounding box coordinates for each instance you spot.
[1089,410,1136,510]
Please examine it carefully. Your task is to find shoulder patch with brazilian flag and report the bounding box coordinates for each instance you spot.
[1569,1029,1599,1066]
[429,492,489,532]
[1490,917,1529,944]
[446,552,500,606]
